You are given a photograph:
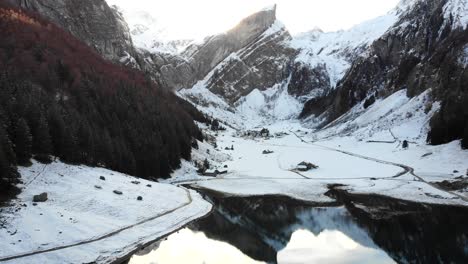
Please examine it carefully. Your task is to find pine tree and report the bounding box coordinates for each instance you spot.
[61,127,78,163]
[0,123,16,165]
[77,122,94,164]
[32,114,52,163]
[48,107,66,156]
[203,158,210,170]
[0,125,18,190]
[462,121,468,149]
[0,148,10,189]
[13,118,32,165]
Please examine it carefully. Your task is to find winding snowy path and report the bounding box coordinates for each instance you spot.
[187,129,468,206]
[289,130,468,203]
[0,189,194,262]
[0,163,212,264]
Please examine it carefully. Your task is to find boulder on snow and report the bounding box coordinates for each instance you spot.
[113,190,123,195]
[402,140,409,149]
[297,162,319,172]
[94,185,102,189]
[421,152,433,158]
[99,176,106,181]
[131,180,140,185]
[33,193,48,203]
[146,184,152,188]
[137,196,143,201]
[262,150,274,155]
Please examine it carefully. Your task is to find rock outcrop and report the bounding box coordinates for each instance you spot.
[148,5,290,92]
[300,0,468,146]
[204,20,296,103]
[8,0,138,65]
[288,62,331,100]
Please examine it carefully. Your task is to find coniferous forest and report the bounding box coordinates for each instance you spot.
[0,4,207,195]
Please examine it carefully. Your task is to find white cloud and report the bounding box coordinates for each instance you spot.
[106,0,400,40]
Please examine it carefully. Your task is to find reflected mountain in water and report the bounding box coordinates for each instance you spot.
[190,194,468,264]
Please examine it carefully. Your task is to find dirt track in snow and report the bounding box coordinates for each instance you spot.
[0,188,194,262]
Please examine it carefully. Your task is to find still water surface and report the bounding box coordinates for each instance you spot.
[131,227,394,264]
[130,194,468,264]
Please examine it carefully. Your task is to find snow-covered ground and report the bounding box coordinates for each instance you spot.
[186,127,468,206]
[0,161,211,263]
[174,87,468,207]
[2,91,467,263]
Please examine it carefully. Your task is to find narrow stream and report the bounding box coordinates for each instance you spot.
[129,192,468,264]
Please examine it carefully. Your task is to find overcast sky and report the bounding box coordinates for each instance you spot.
[106,0,400,40]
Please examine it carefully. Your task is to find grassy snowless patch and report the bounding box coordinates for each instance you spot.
[0,3,206,196]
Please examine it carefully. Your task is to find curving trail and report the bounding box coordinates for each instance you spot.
[0,189,194,262]
[3,130,466,262]
[289,130,468,203]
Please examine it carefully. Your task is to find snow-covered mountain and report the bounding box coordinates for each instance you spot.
[17,0,467,145]
[175,3,405,128]
[179,0,468,149]
[300,0,468,145]
[113,7,193,55]
[288,8,400,101]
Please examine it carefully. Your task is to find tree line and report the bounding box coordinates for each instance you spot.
[0,4,208,194]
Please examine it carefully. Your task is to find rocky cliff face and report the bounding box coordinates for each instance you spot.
[289,7,400,103]
[8,0,138,65]
[19,0,466,145]
[183,5,279,81]
[300,0,468,146]
[204,21,296,103]
[147,5,287,92]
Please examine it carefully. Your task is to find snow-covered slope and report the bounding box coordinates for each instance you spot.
[310,89,440,142]
[178,2,411,127]
[299,0,468,147]
[288,5,400,99]
[0,161,211,263]
[443,0,468,29]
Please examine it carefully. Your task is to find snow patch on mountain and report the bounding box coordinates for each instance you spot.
[263,20,287,37]
[261,4,277,12]
[310,89,439,143]
[443,0,468,29]
[236,80,303,126]
[178,82,243,128]
[459,44,468,66]
[180,78,302,130]
[112,7,192,54]
[290,9,399,89]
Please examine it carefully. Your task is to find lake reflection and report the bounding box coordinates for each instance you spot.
[130,228,264,264]
[278,229,394,264]
[130,228,393,264]
[129,194,468,264]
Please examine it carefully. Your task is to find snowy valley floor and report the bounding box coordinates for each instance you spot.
[180,123,468,207]
[1,123,468,263]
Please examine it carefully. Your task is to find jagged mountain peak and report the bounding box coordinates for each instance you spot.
[261,4,277,12]
[226,3,278,43]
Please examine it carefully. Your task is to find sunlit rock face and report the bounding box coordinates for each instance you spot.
[204,21,296,104]
[8,0,138,65]
[152,5,294,93]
